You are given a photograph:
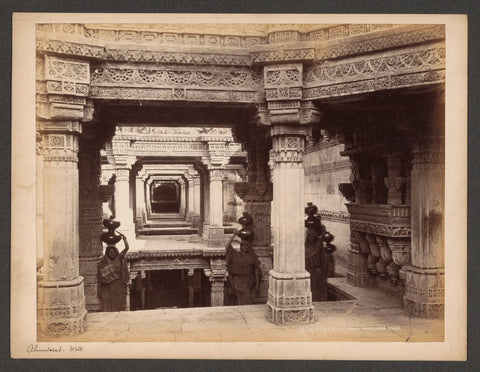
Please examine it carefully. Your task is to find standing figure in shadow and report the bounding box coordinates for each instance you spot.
[98,232,130,312]
[305,229,328,301]
[225,218,260,305]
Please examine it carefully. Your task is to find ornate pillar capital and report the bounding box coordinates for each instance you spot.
[203,141,229,169]
[36,55,93,123]
[270,126,311,166]
[209,168,225,182]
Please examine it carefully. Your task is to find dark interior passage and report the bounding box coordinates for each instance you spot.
[150,181,180,213]
[129,269,211,310]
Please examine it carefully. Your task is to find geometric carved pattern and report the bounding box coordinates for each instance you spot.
[89,86,260,102]
[46,57,89,83]
[272,135,305,163]
[305,47,445,86]
[252,48,315,64]
[91,67,262,88]
[315,25,445,61]
[347,204,411,237]
[304,69,445,99]
[304,46,445,99]
[350,221,411,237]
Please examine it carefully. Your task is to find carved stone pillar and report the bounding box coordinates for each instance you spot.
[36,54,92,336]
[204,257,227,306]
[192,175,201,228]
[350,156,371,204]
[126,271,136,311]
[78,135,103,312]
[266,125,314,324]
[404,93,445,317]
[202,174,210,238]
[37,120,87,335]
[186,177,194,221]
[145,178,153,218]
[384,153,405,205]
[234,128,273,303]
[256,61,320,323]
[207,169,225,246]
[135,174,146,230]
[179,179,186,217]
[114,167,135,239]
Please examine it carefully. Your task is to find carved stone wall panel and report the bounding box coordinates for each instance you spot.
[264,64,302,88]
[46,56,90,84]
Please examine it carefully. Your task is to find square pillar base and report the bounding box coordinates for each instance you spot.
[403,265,444,318]
[266,270,315,325]
[191,214,200,228]
[207,226,225,247]
[37,276,87,336]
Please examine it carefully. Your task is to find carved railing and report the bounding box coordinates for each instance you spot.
[126,247,227,308]
[346,203,411,284]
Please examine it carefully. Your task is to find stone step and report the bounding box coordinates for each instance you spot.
[139,227,198,235]
[144,223,192,228]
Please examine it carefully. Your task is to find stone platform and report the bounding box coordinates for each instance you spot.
[38,267,443,343]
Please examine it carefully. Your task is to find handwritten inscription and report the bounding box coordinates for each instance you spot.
[27,344,84,353]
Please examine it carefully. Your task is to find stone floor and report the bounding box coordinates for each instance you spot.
[39,266,444,343]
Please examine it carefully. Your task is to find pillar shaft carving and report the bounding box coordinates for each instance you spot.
[206,169,225,246]
[37,119,87,336]
[266,122,314,325]
[205,258,227,306]
[37,54,93,335]
[405,90,444,317]
[114,165,135,238]
[78,136,104,312]
[384,153,405,205]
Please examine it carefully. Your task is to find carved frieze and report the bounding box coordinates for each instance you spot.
[129,256,210,271]
[89,65,262,102]
[304,45,445,99]
[251,48,315,64]
[350,221,410,237]
[89,86,259,102]
[114,126,235,142]
[305,159,351,174]
[305,46,445,86]
[91,66,261,88]
[315,25,445,61]
[318,210,350,224]
[347,203,410,218]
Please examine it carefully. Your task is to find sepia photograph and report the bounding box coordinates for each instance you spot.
[11,13,467,359]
